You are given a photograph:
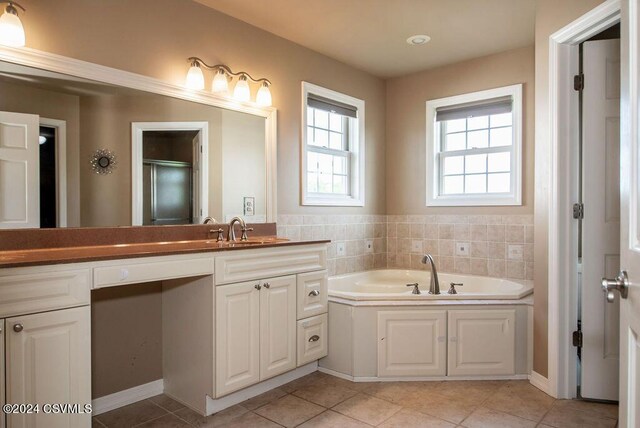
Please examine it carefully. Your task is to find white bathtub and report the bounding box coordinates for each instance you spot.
[329,269,533,301]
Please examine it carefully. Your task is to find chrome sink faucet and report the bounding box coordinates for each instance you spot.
[227,216,253,242]
[422,254,440,295]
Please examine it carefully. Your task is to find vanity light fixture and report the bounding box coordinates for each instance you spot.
[186,57,272,106]
[0,1,25,47]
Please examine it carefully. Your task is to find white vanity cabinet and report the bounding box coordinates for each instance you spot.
[447,309,516,376]
[215,275,297,397]
[377,310,447,377]
[0,266,92,428]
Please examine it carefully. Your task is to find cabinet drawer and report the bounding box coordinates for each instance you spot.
[215,245,326,285]
[297,313,328,366]
[297,271,328,319]
[93,255,214,289]
[0,269,90,317]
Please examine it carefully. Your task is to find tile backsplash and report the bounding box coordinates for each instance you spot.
[277,214,533,280]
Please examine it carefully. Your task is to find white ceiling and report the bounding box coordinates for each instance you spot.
[194,0,536,78]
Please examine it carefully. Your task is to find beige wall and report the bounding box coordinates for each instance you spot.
[533,0,606,377]
[24,0,387,217]
[0,79,81,226]
[385,46,535,216]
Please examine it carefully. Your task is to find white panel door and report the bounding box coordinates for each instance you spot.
[448,309,515,376]
[215,280,260,397]
[1,319,5,428]
[617,2,640,424]
[259,275,296,381]
[6,306,91,428]
[581,38,621,401]
[0,111,39,229]
[377,310,446,377]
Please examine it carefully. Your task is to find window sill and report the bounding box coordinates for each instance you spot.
[427,194,522,207]
[302,196,365,207]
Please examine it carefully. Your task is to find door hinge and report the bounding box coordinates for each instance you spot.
[573,203,584,219]
[572,329,583,348]
[574,73,584,91]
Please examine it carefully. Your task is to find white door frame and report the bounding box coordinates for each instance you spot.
[39,118,67,227]
[547,0,621,399]
[131,121,209,225]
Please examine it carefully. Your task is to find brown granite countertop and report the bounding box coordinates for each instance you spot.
[0,237,330,268]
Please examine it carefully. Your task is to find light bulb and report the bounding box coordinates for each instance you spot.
[256,82,272,107]
[212,69,229,93]
[0,3,25,47]
[233,75,251,102]
[185,62,205,90]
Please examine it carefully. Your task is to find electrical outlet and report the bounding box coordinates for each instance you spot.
[456,242,470,257]
[365,240,374,254]
[336,242,346,257]
[508,244,523,260]
[411,240,423,253]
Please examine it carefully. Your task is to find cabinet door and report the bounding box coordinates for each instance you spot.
[1,319,4,428]
[296,271,328,320]
[448,309,516,376]
[215,280,260,397]
[377,310,446,377]
[260,275,296,381]
[6,306,91,428]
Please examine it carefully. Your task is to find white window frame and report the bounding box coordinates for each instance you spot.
[426,84,523,206]
[301,81,365,206]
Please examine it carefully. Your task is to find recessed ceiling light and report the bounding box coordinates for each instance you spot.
[406,35,431,46]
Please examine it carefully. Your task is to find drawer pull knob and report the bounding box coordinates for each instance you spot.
[263,282,270,289]
[308,335,320,342]
[13,323,23,333]
[308,290,320,297]
[254,284,262,290]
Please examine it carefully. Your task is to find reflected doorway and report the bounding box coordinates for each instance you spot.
[131,121,209,226]
[142,130,197,225]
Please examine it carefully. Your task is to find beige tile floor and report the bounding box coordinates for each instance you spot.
[92,372,619,428]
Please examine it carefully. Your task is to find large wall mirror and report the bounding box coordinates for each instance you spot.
[0,50,276,229]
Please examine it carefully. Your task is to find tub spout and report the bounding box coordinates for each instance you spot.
[422,254,440,295]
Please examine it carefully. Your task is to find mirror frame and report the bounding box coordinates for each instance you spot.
[0,45,278,224]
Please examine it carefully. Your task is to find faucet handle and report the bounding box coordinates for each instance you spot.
[240,226,254,241]
[209,228,224,242]
[448,282,463,295]
[406,283,421,295]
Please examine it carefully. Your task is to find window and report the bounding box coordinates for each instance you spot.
[426,84,523,206]
[302,82,365,206]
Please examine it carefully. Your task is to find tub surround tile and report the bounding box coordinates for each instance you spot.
[277,213,532,279]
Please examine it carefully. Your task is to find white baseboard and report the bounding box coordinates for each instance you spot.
[205,362,318,415]
[318,367,529,382]
[529,371,551,395]
[92,379,164,416]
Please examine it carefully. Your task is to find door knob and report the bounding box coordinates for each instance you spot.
[13,323,23,333]
[602,270,629,303]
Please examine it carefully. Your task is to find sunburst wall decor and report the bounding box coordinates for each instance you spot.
[90,149,117,174]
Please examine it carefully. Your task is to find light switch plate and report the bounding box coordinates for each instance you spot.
[411,240,423,253]
[365,240,373,254]
[456,242,470,257]
[336,242,346,257]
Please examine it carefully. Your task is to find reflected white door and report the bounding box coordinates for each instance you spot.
[581,39,621,401]
[0,111,39,229]
[618,1,640,424]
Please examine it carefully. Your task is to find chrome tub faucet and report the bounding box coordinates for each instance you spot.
[421,254,440,295]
